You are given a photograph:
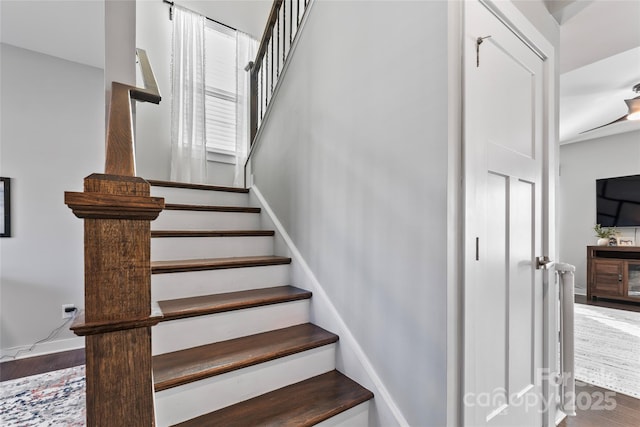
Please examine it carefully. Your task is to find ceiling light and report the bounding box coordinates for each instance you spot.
[626,98,640,121]
[582,83,640,132]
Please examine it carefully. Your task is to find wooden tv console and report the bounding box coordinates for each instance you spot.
[587,245,640,303]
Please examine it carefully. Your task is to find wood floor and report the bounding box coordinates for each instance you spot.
[2,300,640,427]
[575,294,640,313]
[561,296,640,426]
[558,382,640,427]
[0,348,84,381]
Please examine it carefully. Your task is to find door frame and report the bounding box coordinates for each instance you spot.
[460,1,558,426]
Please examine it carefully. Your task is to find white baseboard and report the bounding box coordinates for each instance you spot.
[251,185,408,427]
[1,336,84,361]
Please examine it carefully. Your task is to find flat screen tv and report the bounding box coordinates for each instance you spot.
[596,174,640,227]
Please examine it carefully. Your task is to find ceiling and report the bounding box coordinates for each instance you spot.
[554,0,640,144]
[0,0,105,69]
[177,0,271,40]
[0,0,271,69]
[1,0,638,145]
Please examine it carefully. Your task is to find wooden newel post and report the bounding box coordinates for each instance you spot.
[65,174,164,426]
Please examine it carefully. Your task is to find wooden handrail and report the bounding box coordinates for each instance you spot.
[104,48,161,176]
[254,0,284,77]
[247,0,283,147]
[246,0,312,186]
[133,48,162,104]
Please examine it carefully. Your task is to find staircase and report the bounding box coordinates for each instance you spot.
[147,180,373,426]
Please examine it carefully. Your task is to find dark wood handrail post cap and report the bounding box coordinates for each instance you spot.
[84,173,151,192]
[64,192,164,220]
[65,174,165,220]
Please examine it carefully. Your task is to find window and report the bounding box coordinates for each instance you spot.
[204,21,237,155]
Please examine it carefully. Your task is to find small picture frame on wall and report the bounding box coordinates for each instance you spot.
[618,237,635,246]
[0,177,11,237]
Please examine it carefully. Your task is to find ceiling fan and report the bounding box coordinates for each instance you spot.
[581,82,640,133]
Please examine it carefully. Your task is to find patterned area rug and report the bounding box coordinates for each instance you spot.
[574,304,640,398]
[0,365,85,426]
[1,305,638,424]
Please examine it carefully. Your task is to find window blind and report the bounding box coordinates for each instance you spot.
[204,21,236,153]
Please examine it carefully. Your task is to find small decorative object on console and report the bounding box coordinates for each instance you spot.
[593,223,616,246]
[618,237,636,246]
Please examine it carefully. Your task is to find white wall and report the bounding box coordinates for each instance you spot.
[105,0,136,109]
[0,44,104,357]
[559,130,640,290]
[135,0,173,182]
[251,1,449,424]
[135,0,268,185]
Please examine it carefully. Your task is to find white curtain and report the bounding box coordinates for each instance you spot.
[170,6,207,184]
[234,31,257,187]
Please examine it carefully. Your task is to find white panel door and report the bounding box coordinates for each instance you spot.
[464,1,547,426]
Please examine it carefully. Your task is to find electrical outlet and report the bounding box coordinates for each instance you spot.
[62,304,76,319]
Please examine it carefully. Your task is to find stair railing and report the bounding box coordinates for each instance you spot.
[64,49,165,426]
[245,0,312,185]
[105,49,161,176]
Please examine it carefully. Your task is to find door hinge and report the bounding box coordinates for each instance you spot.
[475,237,479,261]
[476,35,492,67]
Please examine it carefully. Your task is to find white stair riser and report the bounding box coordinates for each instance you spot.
[152,300,309,355]
[154,345,336,427]
[151,186,250,207]
[151,236,274,261]
[152,210,260,230]
[316,402,371,427]
[151,264,290,301]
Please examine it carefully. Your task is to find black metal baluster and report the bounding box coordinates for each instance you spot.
[270,34,274,94]
[266,42,270,105]
[265,49,269,111]
[289,0,293,45]
[276,16,280,79]
[259,65,263,120]
[297,0,300,26]
[261,65,265,119]
[283,0,287,63]
[281,5,285,69]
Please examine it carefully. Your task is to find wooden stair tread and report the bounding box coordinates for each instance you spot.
[158,286,311,321]
[151,230,274,238]
[148,179,249,193]
[151,256,291,274]
[153,323,338,392]
[174,370,374,427]
[164,203,260,213]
